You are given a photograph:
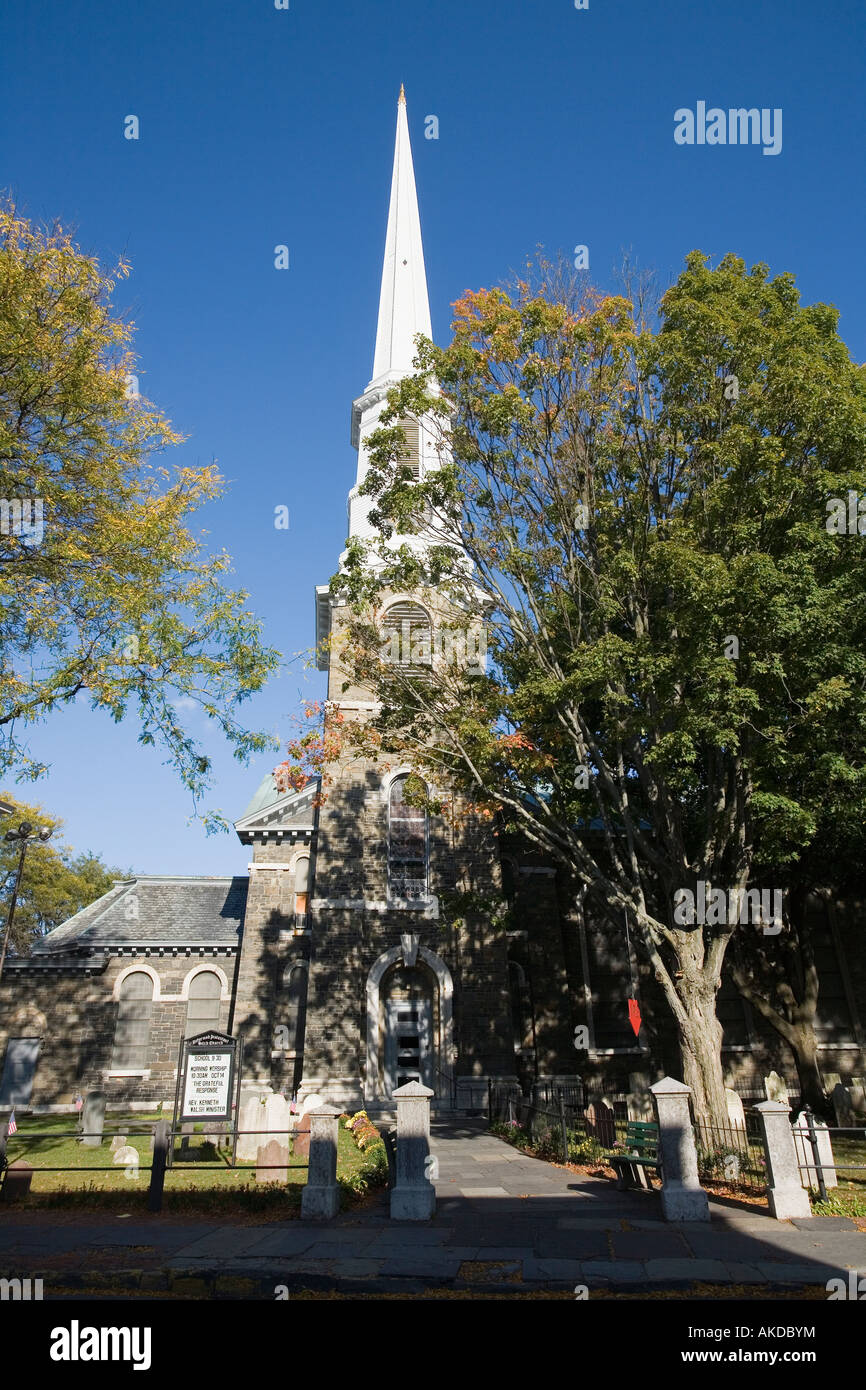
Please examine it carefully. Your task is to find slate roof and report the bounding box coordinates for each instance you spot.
[30,876,247,953]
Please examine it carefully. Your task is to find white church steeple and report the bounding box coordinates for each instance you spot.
[347,88,435,536]
[368,83,432,391]
[317,90,438,662]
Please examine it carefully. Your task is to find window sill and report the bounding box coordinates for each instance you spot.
[106,1070,151,1078]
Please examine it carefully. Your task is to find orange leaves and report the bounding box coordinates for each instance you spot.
[496,730,536,752]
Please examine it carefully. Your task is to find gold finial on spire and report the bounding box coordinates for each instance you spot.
[398,83,406,104]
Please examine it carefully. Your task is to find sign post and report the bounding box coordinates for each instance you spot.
[170,1031,241,1165]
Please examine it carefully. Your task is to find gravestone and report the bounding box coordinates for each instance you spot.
[109,1134,128,1153]
[792,1112,838,1190]
[1,1158,33,1202]
[256,1137,289,1184]
[598,1099,616,1147]
[627,1090,654,1121]
[832,1082,855,1129]
[764,1071,789,1106]
[236,1090,290,1162]
[292,1115,311,1160]
[80,1090,106,1147]
[584,1099,616,1147]
[823,1072,842,1092]
[236,1095,266,1162]
[725,1088,747,1130]
[849,1078,866,1116]
[112,1145,140,1180]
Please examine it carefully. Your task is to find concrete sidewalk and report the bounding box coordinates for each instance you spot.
[0,1120,862,1296]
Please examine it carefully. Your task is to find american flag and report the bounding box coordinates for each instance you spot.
[73,1095,83,1112]
[6,1111,16,1137]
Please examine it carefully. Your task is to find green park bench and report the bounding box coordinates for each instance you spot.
[605,1120,661,1191]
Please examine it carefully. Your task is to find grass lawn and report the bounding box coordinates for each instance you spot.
[1,1113,384,1211]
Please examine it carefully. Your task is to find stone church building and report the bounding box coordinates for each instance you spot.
[1,93,864,1115]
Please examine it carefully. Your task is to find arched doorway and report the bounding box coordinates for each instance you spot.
[364,942,455,1105]
[381,962,435,1096]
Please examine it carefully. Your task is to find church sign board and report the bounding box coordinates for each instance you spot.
[178,1031,238,1123]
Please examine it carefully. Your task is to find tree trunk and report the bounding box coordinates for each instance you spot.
[788,1021,830,1119]
[676,984,730,1129]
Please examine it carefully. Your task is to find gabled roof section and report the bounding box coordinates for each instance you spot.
[30,877,247,953]
[234,773,319,844]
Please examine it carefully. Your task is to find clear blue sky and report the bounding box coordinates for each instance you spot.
[2,0,863,877]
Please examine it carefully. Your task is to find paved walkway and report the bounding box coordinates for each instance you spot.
[1,1119,863,1295]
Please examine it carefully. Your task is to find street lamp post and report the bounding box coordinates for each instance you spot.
[0,822,52,985]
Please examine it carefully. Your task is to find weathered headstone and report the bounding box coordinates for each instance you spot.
[764,1071,789,1106]
[236,1090,290,1162]
[626,1090,654,1121]
[832,1082,855,1130]
[849,1078,866,1116]
[112,1145,140,1180]
[597,1098,616,1147]
[792,1112,838,1191]
[725,1088,747,1130]
[256,1137,289,1184]
[1,1159,33,1202]
[80,1090,106,1147]
[292,1116,311,1159]
[109,1134,128,1153]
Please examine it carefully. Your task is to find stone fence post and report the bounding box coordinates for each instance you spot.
[301,1105,340,1220]
[754,1100,812,1220]
[650,1077,709,1223]
[390,1081,436,1221]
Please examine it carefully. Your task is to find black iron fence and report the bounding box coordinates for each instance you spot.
[793,1109,866,1202]
[489,1082,769,1193]
[693,1114,767,1192]
[0,1116,308,1212]
[488,1081,632,1165]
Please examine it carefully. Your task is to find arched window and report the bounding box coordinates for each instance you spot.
[185,971,222,1039]
[293,855,310,921]
[111,972,154,1070]
[501,858,517,907]
[381,602,432,669]
[388,774,428,900]
[280,962,309,1055]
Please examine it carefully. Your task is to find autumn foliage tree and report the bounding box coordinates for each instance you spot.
[298,251,866,1128]
[0,203,279,822]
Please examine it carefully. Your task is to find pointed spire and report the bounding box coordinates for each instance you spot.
[369,88,431,388]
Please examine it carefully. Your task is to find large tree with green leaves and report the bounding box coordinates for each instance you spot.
[307,251,866,1128]
[0,796,128,952]
[0,203,279,821]
[729,759,866,1116]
